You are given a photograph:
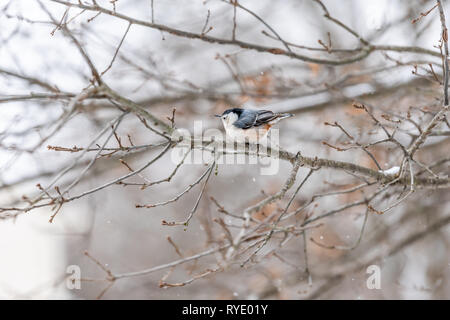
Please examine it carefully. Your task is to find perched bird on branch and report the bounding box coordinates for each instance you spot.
[215,108,294,142]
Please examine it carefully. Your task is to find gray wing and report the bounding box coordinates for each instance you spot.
[254,110,277,127]
[233,109,277,129]
[232,110,258,129]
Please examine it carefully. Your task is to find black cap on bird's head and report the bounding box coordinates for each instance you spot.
[214,108,244,118]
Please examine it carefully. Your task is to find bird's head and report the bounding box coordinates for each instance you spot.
[214,108,242,127]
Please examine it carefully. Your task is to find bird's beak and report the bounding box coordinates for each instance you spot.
[214,114,221,118]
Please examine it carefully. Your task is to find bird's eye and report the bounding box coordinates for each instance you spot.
[222,116,226,119]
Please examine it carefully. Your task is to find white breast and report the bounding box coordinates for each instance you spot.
[223,122,270,142]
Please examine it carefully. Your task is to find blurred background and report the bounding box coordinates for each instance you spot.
[0,0,449,299]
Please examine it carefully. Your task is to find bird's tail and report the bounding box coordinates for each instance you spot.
[269,112,294,124]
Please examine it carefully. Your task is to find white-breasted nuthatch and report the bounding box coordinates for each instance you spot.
[215,108,294,142]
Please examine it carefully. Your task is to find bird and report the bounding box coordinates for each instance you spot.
[215,108,294,142]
